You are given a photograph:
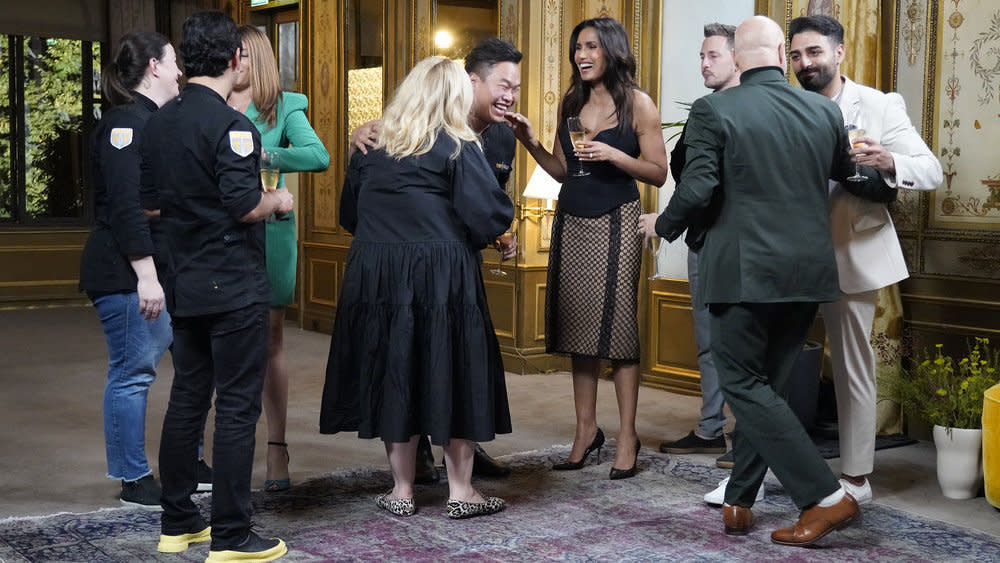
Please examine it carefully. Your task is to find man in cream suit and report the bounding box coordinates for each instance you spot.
[789,15,942,505]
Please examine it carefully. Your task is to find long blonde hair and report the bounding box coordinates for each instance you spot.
[238,25,282,129]
[378,56,478,159]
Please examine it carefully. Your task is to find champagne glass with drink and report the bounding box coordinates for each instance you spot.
[845,124,868,182]
[261,148,281,191]
[491,231,515,277]
[567,117,590,177]
[261,149,281,222]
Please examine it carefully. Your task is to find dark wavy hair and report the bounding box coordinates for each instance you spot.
[101,31,170,106]
[788,14,844,46]
[179,10,240,79]
[559,18,638,133]
[464,38,522,78]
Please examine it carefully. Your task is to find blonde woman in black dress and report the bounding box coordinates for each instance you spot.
[505,17,667,479]
[320,56,513,518]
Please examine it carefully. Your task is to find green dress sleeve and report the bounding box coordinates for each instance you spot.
[268,93,330,174]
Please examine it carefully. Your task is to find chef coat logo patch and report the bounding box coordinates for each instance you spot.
[109,128,133,149]
[229,131,254,157]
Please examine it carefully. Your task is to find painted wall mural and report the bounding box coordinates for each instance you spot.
[931,0,1000,229]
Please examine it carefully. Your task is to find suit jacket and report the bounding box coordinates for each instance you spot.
[829,77,942,294]
[655,67,886,305]
[670,124,722,251]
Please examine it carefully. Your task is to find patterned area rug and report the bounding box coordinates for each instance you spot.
[1,445,998,562]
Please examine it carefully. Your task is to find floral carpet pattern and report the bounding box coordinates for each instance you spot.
[1,445,998,562]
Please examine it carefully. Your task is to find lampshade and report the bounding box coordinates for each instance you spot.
[522,165,562,201]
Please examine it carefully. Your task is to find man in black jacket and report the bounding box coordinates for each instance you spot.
[142,11,293,562]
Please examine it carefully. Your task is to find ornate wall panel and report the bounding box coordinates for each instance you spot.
[928,0,1000,231]
[300,0,350,332]
[306,0,344,233]
[896,0,1000,296]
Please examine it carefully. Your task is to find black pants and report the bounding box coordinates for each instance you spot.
[159,302,269,550]
[710,301,840,509]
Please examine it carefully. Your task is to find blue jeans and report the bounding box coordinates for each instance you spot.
[689,250,726,438]
[93,292,173,482]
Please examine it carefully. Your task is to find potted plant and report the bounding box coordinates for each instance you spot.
[891,337,1000,499]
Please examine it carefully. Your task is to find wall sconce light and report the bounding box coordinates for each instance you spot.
[434,29,454,51]
[519,165,562,249]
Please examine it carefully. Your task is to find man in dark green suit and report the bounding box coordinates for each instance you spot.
[639,16,885,547]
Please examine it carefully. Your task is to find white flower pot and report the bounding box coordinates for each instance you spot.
[932,425,984,500]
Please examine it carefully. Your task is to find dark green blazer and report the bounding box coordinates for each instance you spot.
[656,66,884,305]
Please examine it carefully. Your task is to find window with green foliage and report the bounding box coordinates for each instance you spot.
[0,35,100,224]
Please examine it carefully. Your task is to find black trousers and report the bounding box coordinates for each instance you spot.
[159,302,269,550]
[710,301,840,509]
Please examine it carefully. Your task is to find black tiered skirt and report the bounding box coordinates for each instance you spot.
[319,240,512,445]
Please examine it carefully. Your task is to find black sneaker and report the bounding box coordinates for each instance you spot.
[197,458,213,492]
[659,430,727,454]
[120,474,163,511]
[716,449,734,469]
[206,531,287,563]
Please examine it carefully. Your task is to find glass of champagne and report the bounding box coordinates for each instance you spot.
[261,149,281,192]
[491,232,515,277]
[845,125,868,182]
[647,236,665,280]
[261,149,281,222]
[567,117,590,177]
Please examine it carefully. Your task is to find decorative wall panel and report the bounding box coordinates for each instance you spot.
[308,0,343,232]
[929,0,1000,230]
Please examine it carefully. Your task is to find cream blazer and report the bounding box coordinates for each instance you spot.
[830,77,942,294]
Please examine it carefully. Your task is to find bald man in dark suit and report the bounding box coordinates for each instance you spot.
[639,15,888,546]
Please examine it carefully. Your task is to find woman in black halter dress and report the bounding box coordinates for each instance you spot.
[506,17,667,479]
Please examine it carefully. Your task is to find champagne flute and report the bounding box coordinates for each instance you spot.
[647,236,666,280]
[261,149,281,192]
[567,117,590,177]
[845,125,868,182]
[261,149,281,222]
[490,232,515,277]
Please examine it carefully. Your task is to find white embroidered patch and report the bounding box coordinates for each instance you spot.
[229,131,254,157]
[109,128,133,149]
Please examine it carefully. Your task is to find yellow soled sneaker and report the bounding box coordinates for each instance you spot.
[157,522,211,553]
[205,531,287,563]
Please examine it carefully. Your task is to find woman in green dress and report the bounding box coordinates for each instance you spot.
[229,25,329,491]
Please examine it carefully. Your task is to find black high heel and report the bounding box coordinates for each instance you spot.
[553,428,605,470]
[609,439,641,480]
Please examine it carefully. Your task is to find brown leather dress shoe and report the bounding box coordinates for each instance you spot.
[722,504,754,535]
[770,493,860,547]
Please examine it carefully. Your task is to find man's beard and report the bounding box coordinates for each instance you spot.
[704,74,731,91]
[796,65,836,93]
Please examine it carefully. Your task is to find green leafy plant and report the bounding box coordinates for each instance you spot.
[661,101,691,143]
[891,337,1000,429]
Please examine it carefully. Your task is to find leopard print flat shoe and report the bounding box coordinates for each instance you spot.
[375,491,416,516]
[445,494,506,519]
